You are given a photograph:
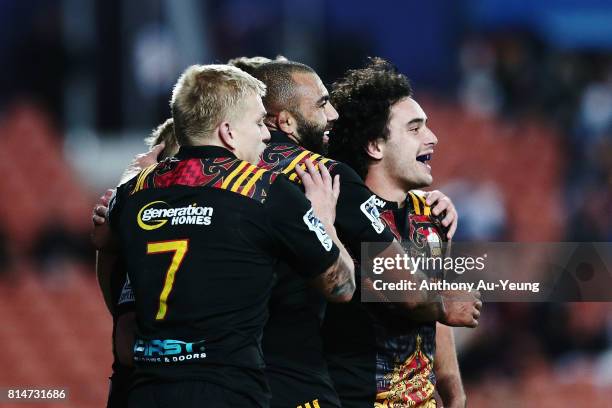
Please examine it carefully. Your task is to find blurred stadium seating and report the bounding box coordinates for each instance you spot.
[0,268,111,407]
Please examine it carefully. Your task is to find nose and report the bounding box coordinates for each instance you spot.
[425,126,438,147]
[326,102,339,123]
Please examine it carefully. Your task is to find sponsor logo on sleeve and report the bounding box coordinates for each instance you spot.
[137,201,214,230]
[360,195,385,234]
[303,208,333,251]
[117,276,134,305]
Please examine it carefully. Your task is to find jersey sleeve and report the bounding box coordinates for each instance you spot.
[107,184,125,233]
[108,172,141,232]
[263,175,340,279]
[330,162,396,256]
[106,182,134,317]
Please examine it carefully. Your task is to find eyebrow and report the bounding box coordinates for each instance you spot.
[407,118,426,127]
[316,94,330,106]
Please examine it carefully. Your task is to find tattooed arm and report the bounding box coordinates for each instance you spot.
[310,221,356,302]
[297,160,355,302]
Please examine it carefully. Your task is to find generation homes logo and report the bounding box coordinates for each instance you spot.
[137,201,214,230]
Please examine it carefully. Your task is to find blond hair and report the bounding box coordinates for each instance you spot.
[144,118,179,159]
[171,64,266,146]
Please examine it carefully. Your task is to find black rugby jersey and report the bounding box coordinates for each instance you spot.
[322,191,448,408]
[108,145,340,407]
[258,132,396,408]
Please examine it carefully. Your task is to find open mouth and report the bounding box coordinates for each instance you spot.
[416,153,432,163]
[416,153,433,172]
[323,129,331,143]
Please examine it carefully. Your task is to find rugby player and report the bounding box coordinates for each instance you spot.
[94,74,257,408]
[250,60,476,408]
[323,57,476,407]
[97,64,355,407]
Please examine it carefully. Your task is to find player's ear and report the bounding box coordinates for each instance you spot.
[365,138,384,160]
[277,110,297,135]
[218,121,236,150]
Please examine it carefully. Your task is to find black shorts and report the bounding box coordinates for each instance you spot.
[128,381,261,408]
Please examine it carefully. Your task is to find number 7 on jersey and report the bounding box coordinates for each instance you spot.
[146,239,189,320]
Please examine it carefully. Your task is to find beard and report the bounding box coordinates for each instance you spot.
[293,111,328,155]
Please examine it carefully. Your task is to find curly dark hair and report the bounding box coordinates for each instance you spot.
[328,57,413,178]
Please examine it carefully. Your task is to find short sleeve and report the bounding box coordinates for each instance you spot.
[330,163,396,256]
[264,176,340,279]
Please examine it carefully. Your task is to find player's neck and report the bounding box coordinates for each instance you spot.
[265,123,301,145]
[364,168,412,207]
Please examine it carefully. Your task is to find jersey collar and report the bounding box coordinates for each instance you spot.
[268,130,297,145]
[176,145,237,160]
[373,192,425,212]
[373,194,400,211]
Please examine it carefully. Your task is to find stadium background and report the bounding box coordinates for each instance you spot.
[0,0,611,406]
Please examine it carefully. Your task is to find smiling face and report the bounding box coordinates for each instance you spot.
[380,97,438,189]
[290,72,339,153]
